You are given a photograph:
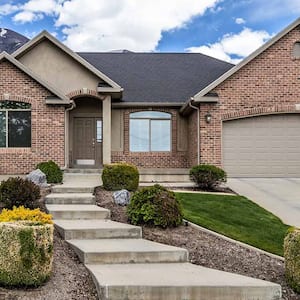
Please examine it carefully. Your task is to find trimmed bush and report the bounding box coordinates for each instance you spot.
[0,206,54,286]
[102,162,139,191]
[36,160,63,184]
[284,227,300,292]
[127,184,183,228]
[0,177,41,209]
[189,164,227,190]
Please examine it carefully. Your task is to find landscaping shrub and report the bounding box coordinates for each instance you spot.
[0,177,41,209]
[102,162,139,191]
[36,160,63,184]
[284,227,300,292]
[0,207,54,286]
[189,164,227,190]
[127,184,183,228]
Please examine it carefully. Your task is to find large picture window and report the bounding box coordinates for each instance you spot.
[130,111,171,152]
[0,101,31,148]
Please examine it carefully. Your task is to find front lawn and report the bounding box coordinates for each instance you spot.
[176,192,290,256]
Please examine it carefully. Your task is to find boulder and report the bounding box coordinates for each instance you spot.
[26,169,48,187]
[113,189,130,206]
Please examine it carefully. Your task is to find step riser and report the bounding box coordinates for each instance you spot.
[50,211,110,220]
[46,198,95,205]
[96,285,280,300]
[52,187,95,193]
[79,251,188,264]
[56,227,142,240]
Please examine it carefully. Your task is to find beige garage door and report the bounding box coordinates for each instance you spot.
[222,114,300,177]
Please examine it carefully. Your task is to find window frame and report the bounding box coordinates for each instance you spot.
[0,101,32,148]
[129,111,172,152]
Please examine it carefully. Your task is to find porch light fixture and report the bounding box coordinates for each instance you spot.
[205,112,212,124]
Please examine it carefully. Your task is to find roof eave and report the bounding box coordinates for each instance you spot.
[112,101,184,108]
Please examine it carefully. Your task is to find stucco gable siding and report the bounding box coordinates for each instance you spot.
[18,39,101,96]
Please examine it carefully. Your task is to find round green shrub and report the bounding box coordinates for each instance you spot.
[0,221,53,287]
[0,177,41,209]
[127,184,183,228]
[189,164,227,190]
[284,227,300,292]
[102,162,139,191]
[36,160,63,184]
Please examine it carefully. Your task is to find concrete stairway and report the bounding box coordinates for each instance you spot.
[45,183,281,300]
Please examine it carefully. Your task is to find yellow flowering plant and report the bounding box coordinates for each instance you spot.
[0,206,53,225]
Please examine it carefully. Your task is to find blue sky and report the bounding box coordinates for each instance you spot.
[0,0,299,63]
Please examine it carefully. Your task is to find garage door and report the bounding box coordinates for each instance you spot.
[222,114,300,177]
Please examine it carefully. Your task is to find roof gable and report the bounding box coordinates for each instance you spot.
[0,51,69,103]
[192,17,300,102]
[12,31,122,93]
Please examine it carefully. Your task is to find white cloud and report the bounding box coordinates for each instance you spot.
[9,0,220,51]
[187,28,272,64]
[0,4,20,15]
[235,18,245,24]
[13,11,43,23]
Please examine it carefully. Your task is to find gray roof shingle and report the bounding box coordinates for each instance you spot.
[78,52,233,103]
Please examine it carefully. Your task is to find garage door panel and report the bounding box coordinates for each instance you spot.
[222,114,300,177]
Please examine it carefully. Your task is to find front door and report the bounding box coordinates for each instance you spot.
[73,117,102,168]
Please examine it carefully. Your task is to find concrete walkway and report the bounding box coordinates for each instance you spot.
[45,173,281,300]
[227,178,300,227]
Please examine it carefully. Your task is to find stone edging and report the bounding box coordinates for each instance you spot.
[184,219,285,262]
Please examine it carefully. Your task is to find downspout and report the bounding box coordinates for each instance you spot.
[188,98,200,165]
[64,100,76,169]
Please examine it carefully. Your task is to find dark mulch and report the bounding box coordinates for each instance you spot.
[95,187,300,300]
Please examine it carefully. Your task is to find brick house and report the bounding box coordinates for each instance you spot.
[1,18,300,177]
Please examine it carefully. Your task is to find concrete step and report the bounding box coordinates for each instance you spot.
[86,263,281,300]
[52,185,95,193]
[45,193,95,205]
[68,239,188,264]
[46,204,110,220]
[55,219,142,240]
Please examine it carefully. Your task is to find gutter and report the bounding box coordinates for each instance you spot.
[188,98,200,165]
[63,100,76,170]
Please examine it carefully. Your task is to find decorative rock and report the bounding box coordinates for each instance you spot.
[113,189,130,206]
[26,169,49,187]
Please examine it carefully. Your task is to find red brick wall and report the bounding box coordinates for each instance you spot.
[112,108,189,168]
[0,60,65,174]
[190,24,300,167]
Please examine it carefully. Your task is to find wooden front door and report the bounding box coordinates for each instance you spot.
[73,117,102,168]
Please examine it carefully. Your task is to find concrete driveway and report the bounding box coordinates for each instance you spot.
[227,178,300,227]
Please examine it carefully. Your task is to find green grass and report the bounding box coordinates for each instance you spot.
[176,192,290,256]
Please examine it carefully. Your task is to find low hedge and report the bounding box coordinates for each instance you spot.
[0,207,53,286]
[102,162,139,191]
[284,227,300,292]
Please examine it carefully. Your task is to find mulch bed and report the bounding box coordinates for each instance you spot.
[95,187,300,300]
